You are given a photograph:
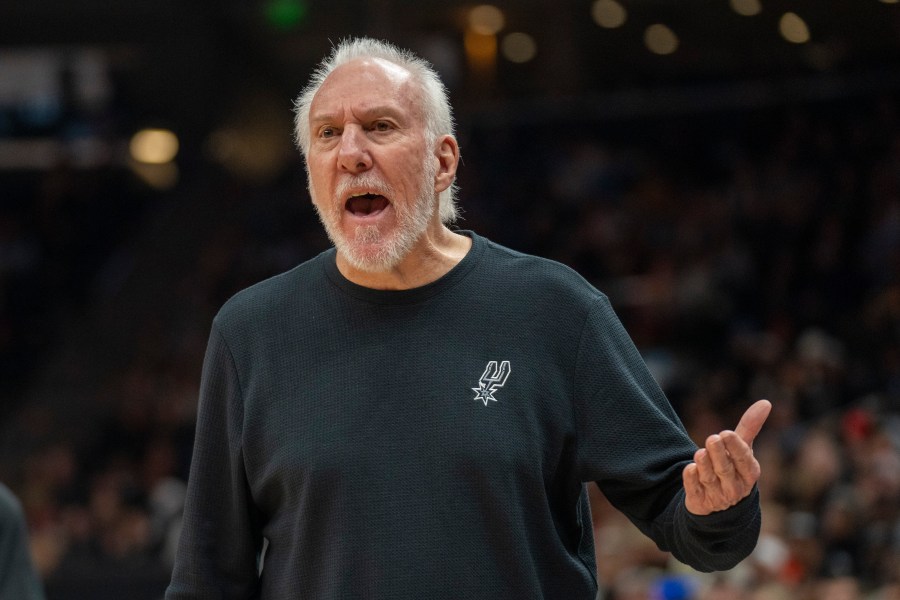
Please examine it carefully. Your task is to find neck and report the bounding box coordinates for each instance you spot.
[335,223,472,290]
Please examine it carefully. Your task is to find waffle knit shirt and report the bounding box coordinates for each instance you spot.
[165,231,761,599]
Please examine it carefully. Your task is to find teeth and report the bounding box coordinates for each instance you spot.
[349,191,373,198]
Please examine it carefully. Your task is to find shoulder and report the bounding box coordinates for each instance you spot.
[212,250,331,334]
[476,234,606,310]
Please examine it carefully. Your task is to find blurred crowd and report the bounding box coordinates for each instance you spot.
[464,96,900,598]
[1,91,899,599]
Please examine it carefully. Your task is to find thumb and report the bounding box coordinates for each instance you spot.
[734,399,772,447]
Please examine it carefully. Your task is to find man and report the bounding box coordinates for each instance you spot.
[166,37,771,599]
[0,483,45,600]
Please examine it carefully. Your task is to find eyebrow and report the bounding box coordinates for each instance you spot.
[310,105,407,124]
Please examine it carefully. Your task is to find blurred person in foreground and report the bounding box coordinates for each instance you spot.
[0,483,45,600]
[165,37,771,599]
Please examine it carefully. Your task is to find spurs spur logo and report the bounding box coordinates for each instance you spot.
[472,361,511,406]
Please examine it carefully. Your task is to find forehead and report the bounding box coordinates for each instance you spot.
[311,57,422,119]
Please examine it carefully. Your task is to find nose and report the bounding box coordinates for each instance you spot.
[337,125,372,173]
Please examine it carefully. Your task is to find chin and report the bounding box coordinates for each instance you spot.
[341,247,405,273]
[339,233,409,273]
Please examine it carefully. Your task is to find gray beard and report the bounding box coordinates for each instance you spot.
[311,164,437,273]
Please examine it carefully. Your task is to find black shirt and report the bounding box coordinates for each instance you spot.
[166,232,760,599]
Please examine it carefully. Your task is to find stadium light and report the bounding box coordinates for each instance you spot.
[779,12,811,44]
[592,0,627,29]
[129,128,179,165]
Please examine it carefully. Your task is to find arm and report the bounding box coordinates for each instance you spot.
[0,484,45,600]
[574,296,764,571]
[165,324,263,599]
[623,398,769,571]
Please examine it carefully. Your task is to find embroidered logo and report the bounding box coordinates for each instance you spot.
[472,361,511,406]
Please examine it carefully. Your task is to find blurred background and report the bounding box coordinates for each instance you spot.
[1,0,899,598]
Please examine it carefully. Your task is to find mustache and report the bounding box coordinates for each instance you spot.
[335,173,395,199]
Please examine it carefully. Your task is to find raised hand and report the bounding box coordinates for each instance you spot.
[682,399,772,516]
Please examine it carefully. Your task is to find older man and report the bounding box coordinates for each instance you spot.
[165,38,770,599]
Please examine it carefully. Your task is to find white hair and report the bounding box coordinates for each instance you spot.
[293,37,460,224]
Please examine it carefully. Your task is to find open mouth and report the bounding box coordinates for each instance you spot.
[345,193,389,217]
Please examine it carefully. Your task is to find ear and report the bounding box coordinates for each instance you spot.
[433,135,460,193]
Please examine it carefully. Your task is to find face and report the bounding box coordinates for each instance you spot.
[306,58,440,272]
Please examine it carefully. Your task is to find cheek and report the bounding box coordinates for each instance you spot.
[307,167,332,198]
[397,157,428,188]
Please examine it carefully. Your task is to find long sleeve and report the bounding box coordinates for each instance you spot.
[0,484,45,600]
[573,295,760,571]
[640,485,761,572]
[165,323,263,599]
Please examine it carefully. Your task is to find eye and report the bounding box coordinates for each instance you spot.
[319,126,337,138]
[373,121,393,132]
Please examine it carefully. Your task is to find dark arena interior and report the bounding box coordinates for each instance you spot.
[1,1,899,598]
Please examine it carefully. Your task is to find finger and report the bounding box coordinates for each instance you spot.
[695,446,719,486]
[721,431,761,486]
[683,462,701,492]
[682,463,710,515]
[707,434,745,500]
[734,399,772,447]
[706,434,734,478]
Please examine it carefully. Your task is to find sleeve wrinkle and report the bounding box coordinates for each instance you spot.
[212,322,246,444]
[212,323,261,533]
[570,295,608,483]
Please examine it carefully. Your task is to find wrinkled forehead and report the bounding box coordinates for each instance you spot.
[336,56,414,85]
[311,57,426,122]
